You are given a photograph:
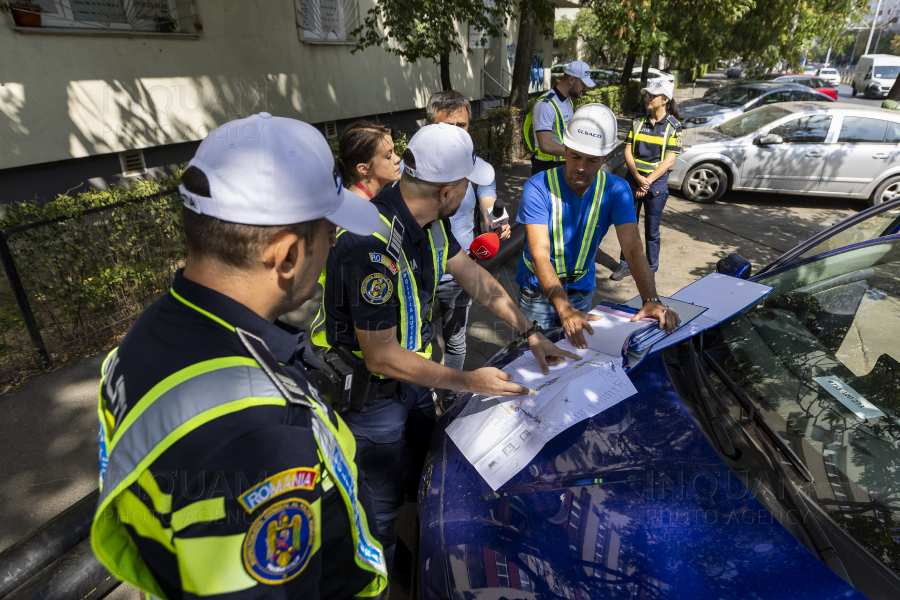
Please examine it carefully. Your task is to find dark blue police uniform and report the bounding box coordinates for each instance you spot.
[321,184,462,565]
[99,270,383,599]
[619,113,683,272]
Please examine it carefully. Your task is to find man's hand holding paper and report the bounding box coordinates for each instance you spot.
[632,300,681,334]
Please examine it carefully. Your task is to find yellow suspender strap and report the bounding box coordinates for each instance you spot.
[547,168,567,277]
[573,172,605,275]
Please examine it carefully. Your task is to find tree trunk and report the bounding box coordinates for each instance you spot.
[887,76,900,102]
[510,2,539,111]
[639,54,651,88]
[440,52,452,91]
[620,49,637,86]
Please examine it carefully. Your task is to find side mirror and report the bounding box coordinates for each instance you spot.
[716,254,752,279]
[754,134,783,146]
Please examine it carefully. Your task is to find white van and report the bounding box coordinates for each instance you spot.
[852,54,900,99]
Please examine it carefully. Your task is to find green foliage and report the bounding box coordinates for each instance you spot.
[351,0,515,67]
[573,82,642,114]
[893,35,900,56]
[469,107,526,167]
[0,168,186,364]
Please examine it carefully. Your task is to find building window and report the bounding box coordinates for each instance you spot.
[465,544,487,589]
[30,0,184,32]
[494,551,509,587]
[295,0,358,44]
[520,570,532,592]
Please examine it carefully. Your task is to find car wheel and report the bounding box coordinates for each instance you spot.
[683,163,728,204]
[851,85,857,97]
[870,175,900,207]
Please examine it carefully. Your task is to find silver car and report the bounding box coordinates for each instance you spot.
[680,82,834,129]
[668,103,900,206]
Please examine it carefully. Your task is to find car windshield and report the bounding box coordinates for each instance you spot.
[821,69,838,75]
[704,86,764,108]
[874,66,900,79]
[706,239,900,577]
[715,105,795,137]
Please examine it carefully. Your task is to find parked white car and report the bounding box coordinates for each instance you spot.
[852,54,900,99]
[631,67,674,85]
[816,67,841,86]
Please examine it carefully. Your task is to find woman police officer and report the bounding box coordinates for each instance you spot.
[610,80,683,281]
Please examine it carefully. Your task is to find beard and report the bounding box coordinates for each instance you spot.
[438,200,462,220]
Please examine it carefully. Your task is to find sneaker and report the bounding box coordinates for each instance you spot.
[610,266,631,281]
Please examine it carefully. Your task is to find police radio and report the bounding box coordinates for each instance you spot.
[310,348,355,414]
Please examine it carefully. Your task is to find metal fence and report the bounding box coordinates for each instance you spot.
[0,193,185,380]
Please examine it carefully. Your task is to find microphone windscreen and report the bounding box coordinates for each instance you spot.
[492,199,505,217]
[469,232,500,261]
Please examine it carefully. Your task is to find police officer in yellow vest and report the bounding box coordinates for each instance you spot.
[610,80,683,281]
[312,123,577,573]
[525,60,595,175]
[517,103,681,348]
[91,114,389,599]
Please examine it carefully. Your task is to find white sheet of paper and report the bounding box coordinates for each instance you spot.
[670,273,771,322]
[582,310,650,356]
[447,350,635,490]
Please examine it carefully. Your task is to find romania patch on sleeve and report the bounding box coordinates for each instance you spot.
[369,252,399,275]
[243,499,316,584]
[238,467,318,513]
[361,273,393,305]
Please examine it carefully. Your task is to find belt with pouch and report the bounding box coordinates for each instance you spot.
[314,345,399,414]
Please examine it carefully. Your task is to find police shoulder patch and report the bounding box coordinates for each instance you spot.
[238,467,318,513]
[361,273,393,305]
[243,498,316,584]
[369,252,399,275]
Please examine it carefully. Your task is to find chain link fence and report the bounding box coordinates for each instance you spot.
[0,193,185,381]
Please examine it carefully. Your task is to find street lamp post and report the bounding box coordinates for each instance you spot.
[865,0,884,55]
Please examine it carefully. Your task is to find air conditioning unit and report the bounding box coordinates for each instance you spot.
[324,121,338,139]
[119,149,147,177]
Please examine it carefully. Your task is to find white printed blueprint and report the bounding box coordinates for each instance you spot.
[446,353,637,490]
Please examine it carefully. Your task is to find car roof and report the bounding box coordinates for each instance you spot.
[727,81,807,90]
[780,101,900,118]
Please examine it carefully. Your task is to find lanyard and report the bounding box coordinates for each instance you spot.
[355,182,375,200]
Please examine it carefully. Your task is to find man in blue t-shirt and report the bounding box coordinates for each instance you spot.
[516,104,681,348]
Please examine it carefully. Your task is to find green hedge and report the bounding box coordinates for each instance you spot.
[573,81,642,114]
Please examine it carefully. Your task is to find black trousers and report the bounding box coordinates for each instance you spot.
[619,178,669,272]
[531,157,565,175]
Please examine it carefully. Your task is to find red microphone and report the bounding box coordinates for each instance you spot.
[469,232,500,261]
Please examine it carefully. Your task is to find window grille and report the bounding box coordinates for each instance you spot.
[295,0,358,44]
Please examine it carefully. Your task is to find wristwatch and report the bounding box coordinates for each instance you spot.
[523,320,543,340]
[643,296,661,304]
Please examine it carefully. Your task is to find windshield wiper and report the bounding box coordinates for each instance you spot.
[747,405,852,585]
[684,342,738,459]
[702,351,814,482]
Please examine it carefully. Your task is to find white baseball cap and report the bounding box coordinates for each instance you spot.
[178,112,380,236]
[642,79,675,100]
[403,123,494,186]
[564,61,596,88]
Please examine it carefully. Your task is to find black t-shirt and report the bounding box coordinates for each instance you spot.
[104,270,379,599]
[323,184,461,351]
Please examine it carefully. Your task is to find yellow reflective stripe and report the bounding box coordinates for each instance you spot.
[310,267,329,349]
[547,169,566,276]
[170,497,225,533]
[173,534,256,595]
[109,357,260,453]
[170,288,235,332]
[532,92,566,161]
[138,470,172,515]
[574,173,605,273]
[310,497,322,556]
[634,133,665,144]
[115,489,175,553]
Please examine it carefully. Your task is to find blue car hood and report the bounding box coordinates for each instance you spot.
[418,350,865,600]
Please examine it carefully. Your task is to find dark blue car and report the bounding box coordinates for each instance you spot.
[417,198,900,599]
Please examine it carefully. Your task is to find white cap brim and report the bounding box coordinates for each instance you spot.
[581,76,596,88]
[468,156,494,187]
[324,189,381,236]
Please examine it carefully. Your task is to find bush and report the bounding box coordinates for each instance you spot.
[573,81,642,114]
[470,107,527,167]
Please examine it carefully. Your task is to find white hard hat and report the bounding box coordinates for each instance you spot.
[562,103,618,156]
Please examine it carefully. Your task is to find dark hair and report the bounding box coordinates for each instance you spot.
[337,120,394,186]
[425,91,471,123]
[179,166,324,268]
[667,97,680,120]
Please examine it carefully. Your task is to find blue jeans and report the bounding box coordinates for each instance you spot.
[341,382,435,569]
[517,287,594,330]
[436,279,472,406]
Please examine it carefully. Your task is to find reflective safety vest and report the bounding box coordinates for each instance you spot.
[91,298,387,599]
[631,117,676,174]
[523,168,606,287]
[311,214,449,364]
[524,90,567,162]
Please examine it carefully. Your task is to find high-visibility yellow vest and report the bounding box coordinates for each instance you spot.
[630,117,676,174]
[522,168,606,286]
[311,214,449,365]
[91,296,387,599]
[524,90,567,162]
